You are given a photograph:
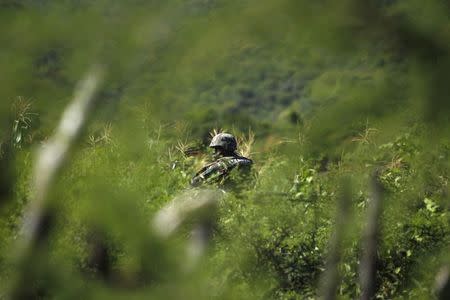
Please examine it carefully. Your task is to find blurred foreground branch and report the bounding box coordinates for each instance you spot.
[435,265,450,300]
[8,67,103,299]
[152,188,222,270]
[319,179,352,300]
[359,172,384,300]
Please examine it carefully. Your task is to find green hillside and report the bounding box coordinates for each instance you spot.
[1,1,449,299]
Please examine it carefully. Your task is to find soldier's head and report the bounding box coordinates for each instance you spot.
[209,133,237,158]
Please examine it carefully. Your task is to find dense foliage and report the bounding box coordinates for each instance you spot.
[1,1,449,299]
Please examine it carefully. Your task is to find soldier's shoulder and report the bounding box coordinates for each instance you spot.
[220,156,253,167]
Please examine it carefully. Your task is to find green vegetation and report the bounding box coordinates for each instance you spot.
[1,1,449,299]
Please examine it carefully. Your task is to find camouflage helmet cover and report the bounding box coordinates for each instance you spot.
[209,133,237,152]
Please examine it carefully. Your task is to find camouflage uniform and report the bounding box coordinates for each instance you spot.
[191,133,253,189]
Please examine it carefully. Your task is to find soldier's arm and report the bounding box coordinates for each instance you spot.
[229,157,253,169]
[190,161,228,187]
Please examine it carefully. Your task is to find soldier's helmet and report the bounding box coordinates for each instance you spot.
[209,133,237,153]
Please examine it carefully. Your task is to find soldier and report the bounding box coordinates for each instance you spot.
[191,133,253,189]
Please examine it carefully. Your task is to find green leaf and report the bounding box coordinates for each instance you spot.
[424,198,438,213]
